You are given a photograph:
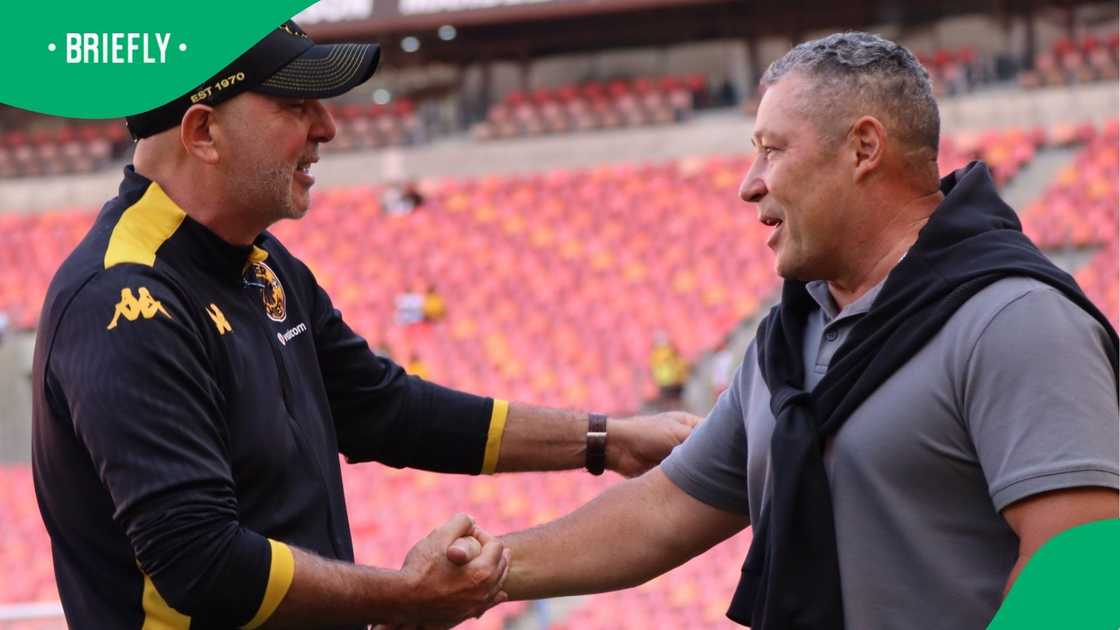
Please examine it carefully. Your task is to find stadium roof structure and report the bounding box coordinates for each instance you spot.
[304,0,1096,68]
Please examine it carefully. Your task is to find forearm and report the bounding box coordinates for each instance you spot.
[266,512,510,629]
[1001,556,1029,599]
[262,547,410,628]
[1000,487,1119,599]
[492,402,588,473]
[500,468,748,600]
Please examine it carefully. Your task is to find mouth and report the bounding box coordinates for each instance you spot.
[759,213,784,249]
[294,157,317,186]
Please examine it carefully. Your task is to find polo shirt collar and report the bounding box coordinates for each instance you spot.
[805,278,886,323]
[804,249,909,323]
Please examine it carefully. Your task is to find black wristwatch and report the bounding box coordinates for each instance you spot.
[586,413,608,475]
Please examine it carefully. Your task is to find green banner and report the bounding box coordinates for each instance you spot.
[0,1,316,118]
[989,519,1120,629]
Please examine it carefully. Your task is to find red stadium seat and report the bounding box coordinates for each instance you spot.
[2,132,1115,629]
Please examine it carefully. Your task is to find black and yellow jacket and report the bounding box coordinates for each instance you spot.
[31,166,510,629]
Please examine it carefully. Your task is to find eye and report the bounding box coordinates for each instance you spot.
[760,145,777,157]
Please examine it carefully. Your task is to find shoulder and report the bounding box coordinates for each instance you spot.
[942,277,1108,352]
[724,339,760,406]
[43,264,216,403]
[951,277,1116,409]
[957,277,1110,349]
[955,276,1062,319]
[78,263,190,310]
[51,264,199,347]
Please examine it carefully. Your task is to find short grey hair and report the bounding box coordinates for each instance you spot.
[761,32,940,155]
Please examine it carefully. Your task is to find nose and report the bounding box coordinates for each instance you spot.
[739,161,767,203]
[307,100,337,144]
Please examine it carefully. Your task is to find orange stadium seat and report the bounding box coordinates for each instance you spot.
[1019,30,1120,88]
[472,74,701,141]
[1022,120,1120,327]
[263,153,773,412]
[939,127,1042,186]
[0,120,131,179]
[320,99,422,152]
[1,130,1116,628]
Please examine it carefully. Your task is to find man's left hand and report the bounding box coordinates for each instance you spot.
[605,411,701,478]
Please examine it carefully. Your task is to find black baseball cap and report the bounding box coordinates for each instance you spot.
[125,21,380,139]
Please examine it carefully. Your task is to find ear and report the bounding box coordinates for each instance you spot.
[850,115,886,181]
[179,104,219,165]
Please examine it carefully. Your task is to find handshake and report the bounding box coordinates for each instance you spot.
[374,513,513,630]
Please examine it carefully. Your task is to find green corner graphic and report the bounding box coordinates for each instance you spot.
[0,1,317,118]
[989,519,1120,630]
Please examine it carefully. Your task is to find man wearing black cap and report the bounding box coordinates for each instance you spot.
[31,21,697,629]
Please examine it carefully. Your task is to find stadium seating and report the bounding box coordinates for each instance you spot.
[10,157,763,408]
[0,466,58,603]
[1,122,1115,630]
[0,151,773,623]
[1022,119,1120,327]
[1019,31,1120,88]
[471,75,705,141]
[0,209,94,330]
[1077,241,1120,330]
[0,125,1077,403]
[1023,120,1118,249]
[938,126,1043,186]
[0,100,423,179]
[553,531,753,630]
[268,153,772,412]
[915,47,986,97]
[0,456,747,629]
[0,122,131,179]
[321,99,424,153]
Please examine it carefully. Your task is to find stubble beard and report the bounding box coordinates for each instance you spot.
[240,158,303,225]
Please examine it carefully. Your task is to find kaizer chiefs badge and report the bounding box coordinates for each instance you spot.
[249,261,287,322]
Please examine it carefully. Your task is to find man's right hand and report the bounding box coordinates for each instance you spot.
[394,513,510,626]
[446,519,498,566]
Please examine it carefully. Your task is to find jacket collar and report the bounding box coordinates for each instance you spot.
[115,165,269,283]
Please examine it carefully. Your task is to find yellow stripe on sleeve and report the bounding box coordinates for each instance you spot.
[140,573,190,630]
[480,399,510,475]
[241,540,295,630]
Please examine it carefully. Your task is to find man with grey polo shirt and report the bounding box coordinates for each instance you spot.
[427,32,1119,630]
[659,273,1117,628]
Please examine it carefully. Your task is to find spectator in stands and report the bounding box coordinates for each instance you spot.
[440,32,1119,630]
[648,331,688,405]
[405,353,430,381]
[395,287,425,325]
[395,283,444,326]
[422,284,447,323]
[32,21,699,630]
[382,180,424,215]
[716,77,738,107]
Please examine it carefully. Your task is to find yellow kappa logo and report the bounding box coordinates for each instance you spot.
[106,287,171,330]
[206,304,232,335]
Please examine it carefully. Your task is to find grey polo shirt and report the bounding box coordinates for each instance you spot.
[662,276,1119,629]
